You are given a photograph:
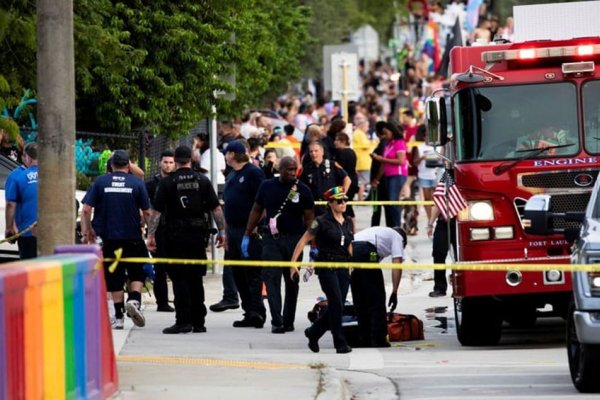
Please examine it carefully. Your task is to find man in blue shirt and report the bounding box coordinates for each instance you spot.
[5,142,38,259]
[81,150,151,330]
[222,140,266,328]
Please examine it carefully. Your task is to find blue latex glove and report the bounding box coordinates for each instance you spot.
[241,235,250,258]
[309,247,319,261]
[143,263,155,282]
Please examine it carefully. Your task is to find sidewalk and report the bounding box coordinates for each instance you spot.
[112,206,437,400]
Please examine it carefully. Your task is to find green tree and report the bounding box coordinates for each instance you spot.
[299,0,400,81]
[74,0,310,136]
[300,0,362,81]
[0,2,36,111]
[2,1,311,136]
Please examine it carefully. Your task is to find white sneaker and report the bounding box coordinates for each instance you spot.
[112,317,124,330]
[125,300,146,327]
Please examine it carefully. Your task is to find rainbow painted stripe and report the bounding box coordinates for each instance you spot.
[0,245,118,400]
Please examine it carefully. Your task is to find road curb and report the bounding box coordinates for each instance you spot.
[317,367,349,400]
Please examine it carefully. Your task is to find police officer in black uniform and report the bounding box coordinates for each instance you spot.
[291,186,353,354]
[243,156,315,334]
[427,204,456,297]
[223,140,266,328]
[300,141,351,216]
[147,145,226,334]
[145,149,175,312]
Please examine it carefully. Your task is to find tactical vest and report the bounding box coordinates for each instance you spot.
[166,172,210,236]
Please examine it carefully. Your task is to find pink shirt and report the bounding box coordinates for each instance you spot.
[383,139,407,177]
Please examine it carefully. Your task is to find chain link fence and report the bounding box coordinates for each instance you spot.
[20,119,211,190]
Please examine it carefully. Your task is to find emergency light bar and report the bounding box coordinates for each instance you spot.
[482,44,600,63]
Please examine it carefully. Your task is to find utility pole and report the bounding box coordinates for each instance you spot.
[36,0,76,255]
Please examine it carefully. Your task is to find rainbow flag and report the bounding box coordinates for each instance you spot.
[466,0,483,33]
[422,20,441,74]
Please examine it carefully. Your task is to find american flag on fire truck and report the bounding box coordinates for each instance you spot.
[432,171,467,221]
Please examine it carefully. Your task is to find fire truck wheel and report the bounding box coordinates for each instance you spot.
[454,296,502,346]
[567,303,600,393]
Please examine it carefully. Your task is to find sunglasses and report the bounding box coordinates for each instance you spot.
[330,198,348,204]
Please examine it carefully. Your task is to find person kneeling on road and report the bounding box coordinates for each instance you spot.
[351,226,406,347]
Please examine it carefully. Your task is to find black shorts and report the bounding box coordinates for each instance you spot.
[102,239,148,292]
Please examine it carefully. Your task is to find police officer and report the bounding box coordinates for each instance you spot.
[243,156,314,334]
[351,226,406,347]
[145,149,176,312]
[223,140,266,328]
[147,145,226,334]
[291,186,353,354]
[81,150,151,330]
[427,204,456,297]
[299,141,351,216]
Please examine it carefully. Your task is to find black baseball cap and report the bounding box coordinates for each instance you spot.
[111,150,130,167]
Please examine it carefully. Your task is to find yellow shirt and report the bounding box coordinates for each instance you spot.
[352,128,377,171]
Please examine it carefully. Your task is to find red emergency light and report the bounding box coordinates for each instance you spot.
[519,49,536,59]
[578,45,594,56]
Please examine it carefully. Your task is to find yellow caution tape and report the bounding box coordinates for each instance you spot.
[264,141,301,149]
[219,200,432,207]
[315,200,434,206]
[104,249,600,272]
[263,140,425,151]
[107,247,123,274]
[0,222,37,244]
[406,140,425,149]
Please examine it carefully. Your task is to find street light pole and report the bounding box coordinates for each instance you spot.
[341,61,349,123]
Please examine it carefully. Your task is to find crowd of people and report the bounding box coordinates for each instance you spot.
[77,140,409,354]
[2,0,517,353]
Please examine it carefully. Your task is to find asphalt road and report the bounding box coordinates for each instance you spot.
[114,203,595,399]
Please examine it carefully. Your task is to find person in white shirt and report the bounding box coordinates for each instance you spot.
[412,126,440,222]
[351,226,406,347]
[200,150,226,186]
[192,133,226,188]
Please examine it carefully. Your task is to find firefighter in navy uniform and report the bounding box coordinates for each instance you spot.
[300,141,351,216]
[291,186,353,354]
[147,145,226,334]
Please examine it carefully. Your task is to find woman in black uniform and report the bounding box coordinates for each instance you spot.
[291,186,353,354]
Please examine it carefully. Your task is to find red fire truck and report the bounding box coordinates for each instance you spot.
[425,4,600,346]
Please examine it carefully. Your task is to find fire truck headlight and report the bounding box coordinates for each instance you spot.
[470,228,490,241]
[460,201,494,221]
[494,226,514,240]
[590,273,600,296]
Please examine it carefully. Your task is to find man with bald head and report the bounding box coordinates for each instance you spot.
[243,156,315,334]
